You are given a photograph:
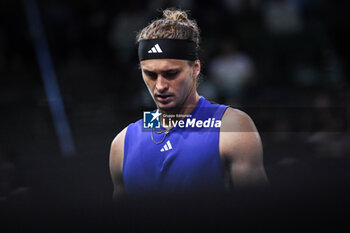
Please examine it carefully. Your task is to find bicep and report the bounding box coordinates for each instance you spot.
[229,132,268,188]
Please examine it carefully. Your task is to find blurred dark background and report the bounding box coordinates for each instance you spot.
[1,0,350,231]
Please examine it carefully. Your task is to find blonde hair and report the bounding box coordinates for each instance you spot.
[137,9,200,54]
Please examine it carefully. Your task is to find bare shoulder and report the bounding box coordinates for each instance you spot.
[220,107,258,133]
[219,107,261,161]
[110,127,128,154]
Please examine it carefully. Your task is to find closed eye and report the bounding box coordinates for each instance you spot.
[143,70,157,79]
[162,70,180,79]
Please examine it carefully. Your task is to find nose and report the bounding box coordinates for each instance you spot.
[155,76,169,93]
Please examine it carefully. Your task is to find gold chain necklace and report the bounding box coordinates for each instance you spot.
[151,128,170,144]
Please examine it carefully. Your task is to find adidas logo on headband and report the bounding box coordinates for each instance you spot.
[138,39,197,61]
[148,44,163,53]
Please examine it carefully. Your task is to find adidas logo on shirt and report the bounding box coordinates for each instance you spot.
[160,140,172,152]
[148,44,163,53]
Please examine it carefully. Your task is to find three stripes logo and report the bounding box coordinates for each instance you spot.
[148,44,163,54]
[160,140,172,152]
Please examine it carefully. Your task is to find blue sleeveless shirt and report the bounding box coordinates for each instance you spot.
[123,96,229,196]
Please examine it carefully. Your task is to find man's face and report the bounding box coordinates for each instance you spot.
[140,59,200,112]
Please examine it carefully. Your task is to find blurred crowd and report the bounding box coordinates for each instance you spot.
[0,0,350,205]
[1,0,348,105]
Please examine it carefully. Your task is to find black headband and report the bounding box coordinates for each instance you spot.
[138,39,198,61]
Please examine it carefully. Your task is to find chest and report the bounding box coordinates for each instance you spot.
[147,130,218,166]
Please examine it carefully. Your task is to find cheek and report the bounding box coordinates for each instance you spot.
[184,74,194,90]
[143,78,154,91]
[174,75,193,95]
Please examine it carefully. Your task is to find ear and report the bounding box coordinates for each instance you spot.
[192,60,201,79]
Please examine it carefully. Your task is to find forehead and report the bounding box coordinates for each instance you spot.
[140,59,189,72]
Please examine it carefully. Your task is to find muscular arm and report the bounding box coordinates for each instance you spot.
[220,108,269,189]
[109,127,127,200]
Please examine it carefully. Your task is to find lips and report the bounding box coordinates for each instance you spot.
[155,94,173,103]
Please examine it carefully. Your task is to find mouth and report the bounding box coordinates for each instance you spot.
[155,94,174,103]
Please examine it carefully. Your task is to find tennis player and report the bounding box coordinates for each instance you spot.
[110,9,268,199]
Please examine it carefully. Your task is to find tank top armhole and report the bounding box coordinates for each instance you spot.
[219,106,230,120]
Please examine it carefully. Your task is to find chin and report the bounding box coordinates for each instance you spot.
[157,102,179,113]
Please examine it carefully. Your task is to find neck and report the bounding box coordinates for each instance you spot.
[160,91,200,130]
